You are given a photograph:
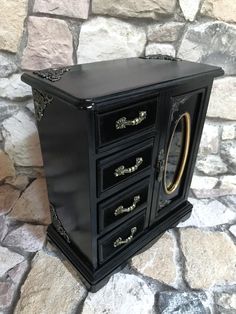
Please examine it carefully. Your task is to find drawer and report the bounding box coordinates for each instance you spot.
[97,141,153,195]
[98,179,149,233]
[97,97,157,147]
[98,211,145,263]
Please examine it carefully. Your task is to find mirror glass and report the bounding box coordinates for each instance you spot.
[164,113,190,194]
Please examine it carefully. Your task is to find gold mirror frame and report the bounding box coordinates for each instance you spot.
[164,112,191,195]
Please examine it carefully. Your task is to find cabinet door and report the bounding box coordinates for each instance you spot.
[150,83,211,223]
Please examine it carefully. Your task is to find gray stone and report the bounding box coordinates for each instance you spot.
[179,0,201,21]
[5,175,29,191]
[191,175,219,198]
[0,215,8,241]
[82,273,155,314]
[220,176,236,195]
[222,124,236,140]
[9,178,51,225]
[7,260,28,285]
[77,17,146,64]
[92,0,177,20]
[0,52,17,77]
[0,185,20,216]
[131,232,177,286]
[221,140,236,174]
[3,224,47,252]
[0,261,28,311]
[0,0,28,52]
[2,111,43,167]
[215,293,236,313]
[207,77,236,120]
[178,22,236,75]
[178,198,236,228]
[201,0,236,24]
[0,74,32,100]
[157,292,211,314]
[229,225,236,238]
[0,246,24,277]
[199,123,219,155]
[147,22,184,42]
[196,155,227,175]
[223,195,236,212]
[15,251,86,314]
[0,149,15,181]
[33,0,90,20]
[0,99,21,123]
[145,43,175,57]
[191,175,218,190]
[0,281,16,311]
[180,228,236,289]
[21,17,73,70]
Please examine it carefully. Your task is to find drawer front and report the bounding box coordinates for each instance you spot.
[98,142,153,194]
[97,98,157,147]
[98,211,145,263]
[98,180,149,233]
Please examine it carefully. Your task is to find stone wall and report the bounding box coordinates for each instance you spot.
[0,0,236,313]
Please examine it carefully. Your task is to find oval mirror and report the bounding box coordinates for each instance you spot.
[164,112,191,195]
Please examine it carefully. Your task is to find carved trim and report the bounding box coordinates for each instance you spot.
[157,149,165,182]
[170,94,192,122]
[33,66,71,82]
[50,204,71,244]
[32,89,53,121]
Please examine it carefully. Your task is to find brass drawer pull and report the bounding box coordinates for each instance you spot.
[116,111,147,129]
[113,227,137,248]
[114,195,140,216]
[114,157,143,177]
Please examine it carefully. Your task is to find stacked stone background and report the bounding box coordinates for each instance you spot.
[0,0,236,313]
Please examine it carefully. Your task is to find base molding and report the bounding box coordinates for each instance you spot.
[47,201,192,292]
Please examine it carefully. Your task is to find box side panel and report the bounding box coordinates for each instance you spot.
[34,90,94,266]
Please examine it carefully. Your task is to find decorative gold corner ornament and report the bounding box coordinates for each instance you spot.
[32,89,53,121]
[33,66,71,82]
[50,204,71,244]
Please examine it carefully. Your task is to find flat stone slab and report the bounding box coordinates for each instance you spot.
[8,178,51,225]
[3,224,47,252]
[0,185,20,216]
[0,246,24,277]
[157,291,211,313]
[82,272,155,314]
[21,17,73,70]
[180,228,236,289]
[92,0,177,20]
[33,0,90,20]
[131,232,177,286]
[0,0,28,52]
[2,111,43,167]
[77,16,146,64]
[14,251,86,314]
[178,198,236,228]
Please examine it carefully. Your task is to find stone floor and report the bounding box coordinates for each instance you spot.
[0,193,236,314]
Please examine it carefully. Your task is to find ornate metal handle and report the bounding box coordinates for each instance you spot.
[114,157,143,177]
[116,111,147,129]
[114,195,140,216]
[113,227,137,248]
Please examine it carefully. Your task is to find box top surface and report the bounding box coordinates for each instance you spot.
[22,57,224,105]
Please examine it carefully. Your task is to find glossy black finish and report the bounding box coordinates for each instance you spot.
[22,57,223,291]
